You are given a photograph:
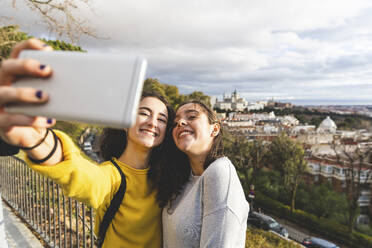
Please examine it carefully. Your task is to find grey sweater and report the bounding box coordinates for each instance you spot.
[162,157,249,248]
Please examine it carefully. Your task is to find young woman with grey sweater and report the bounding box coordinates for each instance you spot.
[158,100,249,248]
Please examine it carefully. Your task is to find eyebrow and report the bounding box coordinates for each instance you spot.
[139,107,168,120]
[175,109,199,119]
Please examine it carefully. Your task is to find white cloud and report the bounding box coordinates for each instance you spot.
[1,0,372,104]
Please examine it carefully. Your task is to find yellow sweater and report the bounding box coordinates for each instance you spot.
[26,130,162,248]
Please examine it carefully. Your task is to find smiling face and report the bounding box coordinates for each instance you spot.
[127,96,168,150]
[172,103,220,157]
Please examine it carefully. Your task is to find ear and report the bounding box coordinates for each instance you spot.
[211,123,220,137]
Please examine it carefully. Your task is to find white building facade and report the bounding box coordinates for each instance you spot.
[214,90,266,111]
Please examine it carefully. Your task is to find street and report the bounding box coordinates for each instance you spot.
[274,216,345,248]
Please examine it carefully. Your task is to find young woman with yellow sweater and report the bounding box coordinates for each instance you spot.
[0,39,174,247]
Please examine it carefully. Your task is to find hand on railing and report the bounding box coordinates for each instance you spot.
[0,39,62,164]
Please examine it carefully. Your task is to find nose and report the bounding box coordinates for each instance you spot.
[147,115,158,127]
[177,118,187,127]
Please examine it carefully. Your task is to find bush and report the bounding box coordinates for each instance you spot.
[301,183,348,220]
[255,192,372,248]
[356,225,372,236]
[245,228,302,248]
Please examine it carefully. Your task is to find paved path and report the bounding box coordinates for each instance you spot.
[274,215,345,248]
[2,200,43,248]
[274,216,311,243]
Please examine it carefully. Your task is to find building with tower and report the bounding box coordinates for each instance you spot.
[214,90,249,111]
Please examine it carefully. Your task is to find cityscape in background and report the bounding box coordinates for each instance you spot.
[208,90,372,227]
[211,90,372,117]
[2,0,372,246]
[82,89,372,230]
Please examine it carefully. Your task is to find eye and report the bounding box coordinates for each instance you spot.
[187,115,197,120]
[158,118,167,123]
[139,112,150,116]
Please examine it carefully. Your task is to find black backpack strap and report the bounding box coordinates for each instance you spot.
[0,138,19,156]
[98,159,127,247]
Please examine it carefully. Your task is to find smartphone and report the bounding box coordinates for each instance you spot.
[6,50,147,129]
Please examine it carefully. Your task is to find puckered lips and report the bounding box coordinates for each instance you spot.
[176,128,194,139]
[139,128,158,137]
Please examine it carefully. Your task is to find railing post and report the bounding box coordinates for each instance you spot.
[0,156,97,247]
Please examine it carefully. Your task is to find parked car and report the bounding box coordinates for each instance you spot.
[247,211,289,238]
[83,142,92,151]
[302,237,340,248]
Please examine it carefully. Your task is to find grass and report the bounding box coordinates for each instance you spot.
[245,228,303,248]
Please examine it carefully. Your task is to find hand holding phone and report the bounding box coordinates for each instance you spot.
[6,50,147,129]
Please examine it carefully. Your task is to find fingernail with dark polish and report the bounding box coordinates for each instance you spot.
[39,64,46,70]
[42,44,49,47]
[35,90,43,99]
[47,118,53,124]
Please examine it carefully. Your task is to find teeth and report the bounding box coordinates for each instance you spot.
[179,130,192,137]
[142,130,156,137]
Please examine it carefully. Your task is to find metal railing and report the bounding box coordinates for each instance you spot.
[0,156,97,248]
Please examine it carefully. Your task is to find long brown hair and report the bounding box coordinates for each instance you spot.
[99,91,174,184]
[156,100,224,208]
[185,100,224,169]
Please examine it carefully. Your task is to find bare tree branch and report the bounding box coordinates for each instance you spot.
[30,0,53,4]
[11,0,106,44]
[330,140,372,232]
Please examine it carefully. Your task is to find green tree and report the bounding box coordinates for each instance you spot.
[143,78,211,109]
[213,107,224,113]
[143,78,186,108]
[143,78,166,97]
[254,170,284,201]
[223,133,268,196]
[46,39,84,51]
[223,133,251,193]
[0,25,30,62]
[267,133,307,215]
[246,139,267,186]
[293,184,310,210]
[0,25,84,62]
[337,116,362,130]
[332,143,372,232]
[185,91,211,108]
[164,84,185,108]
[306,183,348,220]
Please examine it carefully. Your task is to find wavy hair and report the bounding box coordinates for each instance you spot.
[156,100,224,208]
[99,91,175,185]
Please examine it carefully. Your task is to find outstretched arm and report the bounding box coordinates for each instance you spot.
[0,38,63,165]
[0,39,118,208]
[26,130,121,209]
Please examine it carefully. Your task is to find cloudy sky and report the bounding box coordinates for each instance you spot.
[1,0,372,105]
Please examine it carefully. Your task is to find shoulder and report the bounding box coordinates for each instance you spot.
[100,160,115,167]
[201,157,235,204]
[203,156,234,179]
[202,157,249,216]
[202,157,237,187]
[99,160,122,177]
